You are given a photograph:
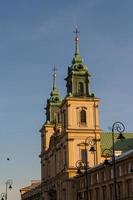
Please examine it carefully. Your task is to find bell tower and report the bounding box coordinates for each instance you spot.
[65,28,92,97]
[45,66,62,124]
[40,66,62,152]
[60,29,101,169]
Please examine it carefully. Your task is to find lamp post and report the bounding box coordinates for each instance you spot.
[0,193,6,200]
[76,160,89,200]
[103,121,125,200]
[76,137,96,200]
[2,179,13,200]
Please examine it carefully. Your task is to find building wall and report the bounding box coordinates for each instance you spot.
[75,151,133,200]
[20,181,41,200]
[40,94,102,200]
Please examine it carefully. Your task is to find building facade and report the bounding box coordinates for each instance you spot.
[20,31,133,200]
[39,30,102,200]
[75,150,133,200]
[20,180,41,200]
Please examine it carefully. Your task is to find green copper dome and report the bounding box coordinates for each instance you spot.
[69,28,89,74]
[65,29,92,97]
[45,66,62,123]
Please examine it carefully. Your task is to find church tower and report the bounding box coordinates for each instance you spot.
[65,29,91,97]
[45,66,62,125]
[60,29,101,169]
[42,66,61,149]
[40,67,62,185]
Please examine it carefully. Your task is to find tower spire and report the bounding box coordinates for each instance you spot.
[72,27,82,64]
[65,28,91,97]
[50,65,59,97]
[53,65,57,90]
[74,27,80,56]
[45,65,62,124]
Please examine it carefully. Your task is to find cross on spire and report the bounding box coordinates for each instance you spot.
[73,27,80,55]
[74,27,80,39]
[52,65,57,90]
[53,64,57,77]
[50,64,60,99]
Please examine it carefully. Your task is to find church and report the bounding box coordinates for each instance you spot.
[20,30,133,200]
[39,29,102,200]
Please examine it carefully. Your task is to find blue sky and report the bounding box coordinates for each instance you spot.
[0,0,133,199]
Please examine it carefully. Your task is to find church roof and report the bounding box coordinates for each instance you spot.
[101,132,133,153]
[67,28,90,75]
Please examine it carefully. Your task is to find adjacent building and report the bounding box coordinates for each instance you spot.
[20,180,41,200]
[75,150,133,200]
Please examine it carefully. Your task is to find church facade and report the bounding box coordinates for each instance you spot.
[39,30,102,200]
[20,31,133,200]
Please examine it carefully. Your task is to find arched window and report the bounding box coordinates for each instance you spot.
[78,82,84,96]
[80,109,86,123]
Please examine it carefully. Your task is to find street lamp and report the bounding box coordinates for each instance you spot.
[103,121,125,200]
[1,179,13,200]
[78,136,96,166]
[0,193,6,200]
[102,148,112,166]
[76,137,96,200]
[75,160,89,200]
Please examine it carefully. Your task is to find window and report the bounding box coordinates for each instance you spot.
[96,172,99,183]
[117,166,122,177]
[101,170,105,181]
[88,175,92,186]
[78,82,84,96]
[81,149,87,163]
[89,190,93,200]
[77,180,80,190]
[109,184,113,200]
[79,178,85,189]
[128,162,133,173]
[96,188,100,200]
[127,179,132,197]
[77,192,82,200]
[102,186,107,200]
[80,109,86,123]
[93,173,97,184]
[63,189,66,200]
[84,191,88,200]
[117,182,122,199]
